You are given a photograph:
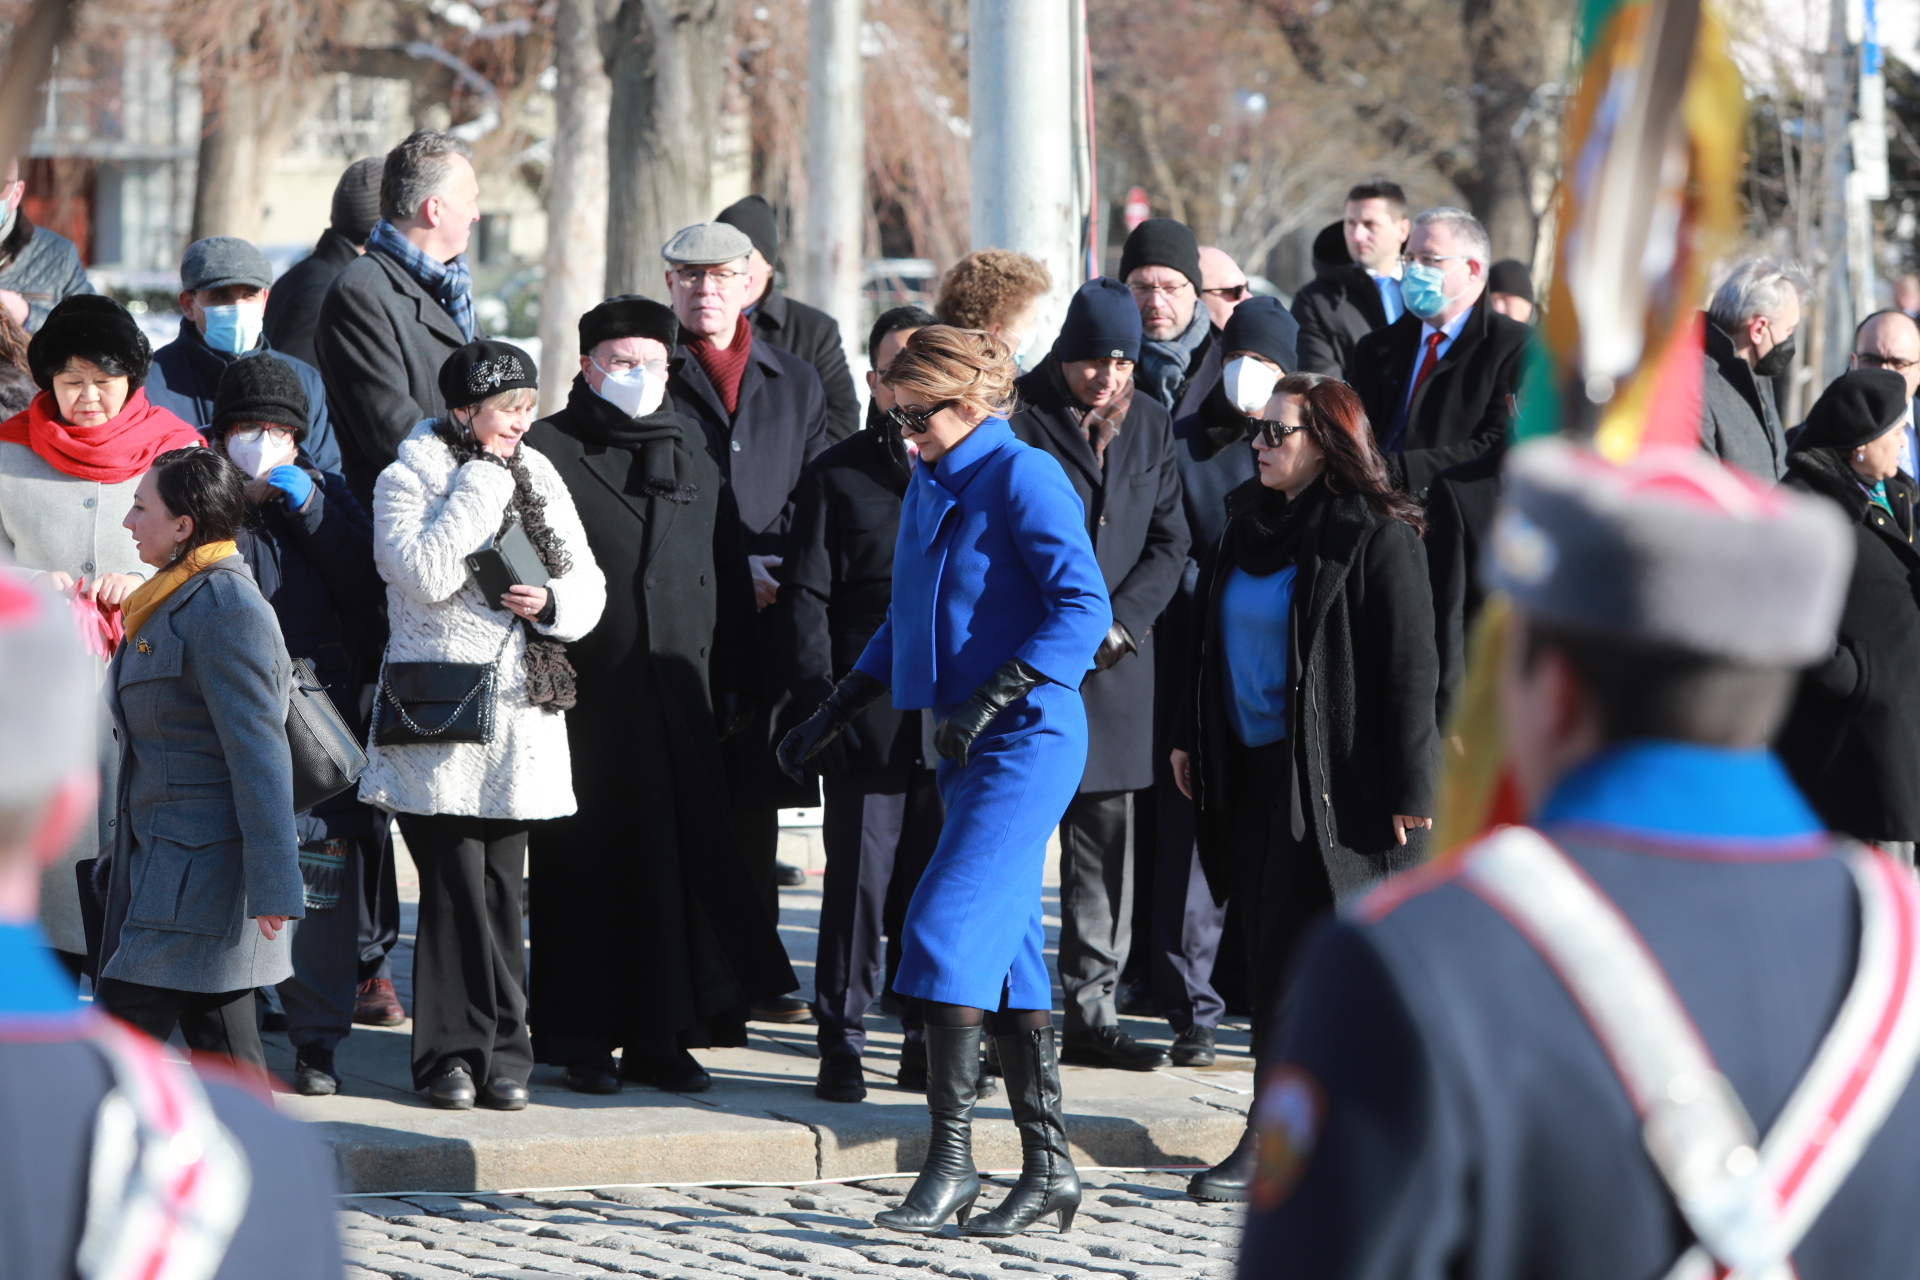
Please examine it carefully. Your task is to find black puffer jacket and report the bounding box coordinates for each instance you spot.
[1186,481,1440,899]
[1778,447,1920,842]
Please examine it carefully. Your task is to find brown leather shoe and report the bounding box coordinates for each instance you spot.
[749,996,814,1024]
[354,977,406,1027]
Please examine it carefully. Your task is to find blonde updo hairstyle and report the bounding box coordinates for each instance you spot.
[878,325,1020,422]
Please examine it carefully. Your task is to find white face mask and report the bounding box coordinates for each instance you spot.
[593,360,666,419]
[225,430,297,479]
[1223,356,1281,416]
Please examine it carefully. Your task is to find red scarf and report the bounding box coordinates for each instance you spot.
[0,389,204,484]
[690,314,753,417]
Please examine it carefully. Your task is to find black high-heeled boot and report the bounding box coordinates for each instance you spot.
[875,1023,983,1233]
[964,1026,1081,1236]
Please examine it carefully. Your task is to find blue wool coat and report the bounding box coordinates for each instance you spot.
[855,416,1111,1008]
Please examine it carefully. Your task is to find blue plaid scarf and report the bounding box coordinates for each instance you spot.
[365,219,476,340]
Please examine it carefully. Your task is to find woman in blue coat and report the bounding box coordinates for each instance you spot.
[781,326,1111,1237]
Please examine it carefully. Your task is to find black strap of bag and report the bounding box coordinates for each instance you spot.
[372,623,516,747]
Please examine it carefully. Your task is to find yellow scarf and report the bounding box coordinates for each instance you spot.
[120,540,239,641]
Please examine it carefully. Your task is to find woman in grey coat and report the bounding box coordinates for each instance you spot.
[95,446,304,1071]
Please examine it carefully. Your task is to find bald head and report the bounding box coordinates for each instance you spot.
[1853,310,1920,400]
[1197,246,1249,329]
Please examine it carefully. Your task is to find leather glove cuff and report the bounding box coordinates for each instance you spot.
[973,657,1046,714]
[823,669,888,724]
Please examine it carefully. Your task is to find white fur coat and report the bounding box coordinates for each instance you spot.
[359,422,606,820]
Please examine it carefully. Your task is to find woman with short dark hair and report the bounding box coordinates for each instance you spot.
[95,445,305,1073]
[1173,371,1440,1201]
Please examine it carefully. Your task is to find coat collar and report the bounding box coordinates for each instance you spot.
[1539,740,1825,857]
[1335,263,1390,327]
[670,338,786,425]
[368,250,468,348]
[753,287,791,332]
[1016,366,1104,486]
[909,417,1015,552]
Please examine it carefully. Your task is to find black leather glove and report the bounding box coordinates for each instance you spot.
[714,691,752,742]
[1092,621,1136,672]
[777,670,888,782]
[934,658,1046,767]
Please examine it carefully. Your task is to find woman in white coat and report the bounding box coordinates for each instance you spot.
[361,340,605,1110]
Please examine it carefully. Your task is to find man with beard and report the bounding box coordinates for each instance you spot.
[525,295,797,1094]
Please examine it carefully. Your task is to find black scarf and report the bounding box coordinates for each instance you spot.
[434,418,578,711]
[865,397,913,480]
[1197,375,1261,459]
[1225,475,1323,577]
[565,374,696,503]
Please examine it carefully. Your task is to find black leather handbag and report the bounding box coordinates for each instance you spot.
[372,626,513,747]
[287,658,369,814]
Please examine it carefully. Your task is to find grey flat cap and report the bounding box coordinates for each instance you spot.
[1485,438,1853,665]
[0,569,94,808]
[661,221,754,267]
[181,236,273,293]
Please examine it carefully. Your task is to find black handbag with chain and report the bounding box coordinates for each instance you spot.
[372,626,513,747]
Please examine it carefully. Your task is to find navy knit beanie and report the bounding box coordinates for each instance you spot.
[1221,295,1299,373]
[1053,278,1142,364]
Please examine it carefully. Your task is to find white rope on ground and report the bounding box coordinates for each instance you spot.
[338,1166,1212,1199]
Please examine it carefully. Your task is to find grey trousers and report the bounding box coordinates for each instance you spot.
[277,837,369,1054]
[1057,790,1134,1034]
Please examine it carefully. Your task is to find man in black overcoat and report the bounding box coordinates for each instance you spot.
[1348,208,1527,503]
[1289,181,1411,379]
[1011,278,1190,1071]
[1424,445,1504,729]
[264,157,381,368]
[525,295,797,1095]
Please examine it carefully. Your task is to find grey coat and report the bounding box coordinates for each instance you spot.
[0,214,92,332]
[100,557,304,993]
[1701,315,1788,481]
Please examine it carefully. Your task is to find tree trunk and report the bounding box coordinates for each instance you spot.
[605,0,738,299]
[1456,0,1548,262]
[539,0,615,416]
[191,64,265,242]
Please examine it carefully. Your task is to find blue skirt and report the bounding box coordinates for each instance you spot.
[893,679,1087,1010]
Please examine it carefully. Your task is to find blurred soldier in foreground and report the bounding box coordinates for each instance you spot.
[1241,440,1920,1278]
[0,567,342,1279]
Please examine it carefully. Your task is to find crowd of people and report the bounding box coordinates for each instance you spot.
[8,123,1920,1259]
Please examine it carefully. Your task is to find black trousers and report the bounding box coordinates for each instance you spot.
[814,765,942,1055]
[1223,738,1333,1063]
[397,813,532,1089]
[1056,789,1135,1033]
[97,980,265,1071]
[357,822,400,984]
[1149,776,1229,1031]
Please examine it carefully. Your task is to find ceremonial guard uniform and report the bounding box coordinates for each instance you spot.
[1241,440,1920,1279]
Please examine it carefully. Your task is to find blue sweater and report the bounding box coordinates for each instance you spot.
[856,416,1111,706]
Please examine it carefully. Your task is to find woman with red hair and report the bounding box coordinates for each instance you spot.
[1172,371,1440,1201]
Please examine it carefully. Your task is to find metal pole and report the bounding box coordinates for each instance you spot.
[970,0,1081,362]
[803,0,866,359]
[1818,0,1854,384]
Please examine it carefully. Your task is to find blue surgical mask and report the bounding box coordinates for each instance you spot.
[1400,261,1452,321]
[200,302,266,355]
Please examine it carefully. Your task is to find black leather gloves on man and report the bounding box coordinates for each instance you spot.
[932,659,1046,768]
[1091,622,1136,673]
[778,670,888,782]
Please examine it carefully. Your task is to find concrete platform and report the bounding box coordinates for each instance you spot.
[261,821,1254,1193]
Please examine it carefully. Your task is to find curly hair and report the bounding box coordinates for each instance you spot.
[1273,373,1425,535]
[879,325,1020,421]
[934,249,1052,332]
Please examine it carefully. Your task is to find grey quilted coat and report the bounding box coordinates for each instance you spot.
[98,556,305,993]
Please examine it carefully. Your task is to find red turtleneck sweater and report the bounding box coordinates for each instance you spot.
[690,313,753,416]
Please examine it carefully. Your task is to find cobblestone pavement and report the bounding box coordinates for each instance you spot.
[339,1172,1242,1280]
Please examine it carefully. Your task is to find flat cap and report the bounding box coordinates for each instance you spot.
[181,236,273,293]
[661,221,754,267]
[1486,438,1853,665]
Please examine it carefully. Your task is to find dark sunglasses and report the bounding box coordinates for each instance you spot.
[1202,283,1251,302]
[1254,419,1307,447]
[887,400,959,435]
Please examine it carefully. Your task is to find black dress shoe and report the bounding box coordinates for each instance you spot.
[751,996,815,1023]
[622,1048,713,1092]
[481,1077,529,1111]
[816,1052,867,1102]
[261,1009,290,1034]
[1188,1129,1255,1202]
[293,1046,339,1097]
[776,861,808,887]
[1170,1024,1217,1067]
[563,1055,621,1095]
[1059,1026,1171,1071]
[427,1063,475,1110]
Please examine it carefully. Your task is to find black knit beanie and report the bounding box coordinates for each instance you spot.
[331,157,385,243]
[1221,295,1299,373]
[1796,367,1910,453]
[440,339,538,411]
[1488,259,1534,304]
[717,194,780,266]
[28,295,152,393]
[1054,278,1142,363]
[211,353,309,441]
[1311,221,1351,268]
[579,294,679,356]
[1119,218,1203,294]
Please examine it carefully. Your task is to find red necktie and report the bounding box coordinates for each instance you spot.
[1411,330,1444,400]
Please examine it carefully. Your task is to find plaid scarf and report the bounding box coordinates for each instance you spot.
[366,219,476,340]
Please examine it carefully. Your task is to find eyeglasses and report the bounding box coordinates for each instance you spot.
[227,424,297,443]
[1404,253,1472,270]
[1254,420,1307,447]
[1857,352,1920,373]
[1128,280,1193,300]
[1202,283,1251,302]
[886,400,959,435]
[597,357,669,378]
[670,266,747,290]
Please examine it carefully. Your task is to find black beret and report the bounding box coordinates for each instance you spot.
[1221,295,1299,373]
[1488,258,1534,303]
[1796,367,1911,454]
[579,295,679,355]
[211,353,309,440]
[28,295,152,392]
[438,339,538,411]
[1119,218,1202,294]
[716,193,779,266]
[1311,221,1351,268]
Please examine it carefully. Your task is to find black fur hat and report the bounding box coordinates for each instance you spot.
[579,295,679,356]
[28,295,152,393]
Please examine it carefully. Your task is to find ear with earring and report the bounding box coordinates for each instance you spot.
[1858,448,1868,461]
